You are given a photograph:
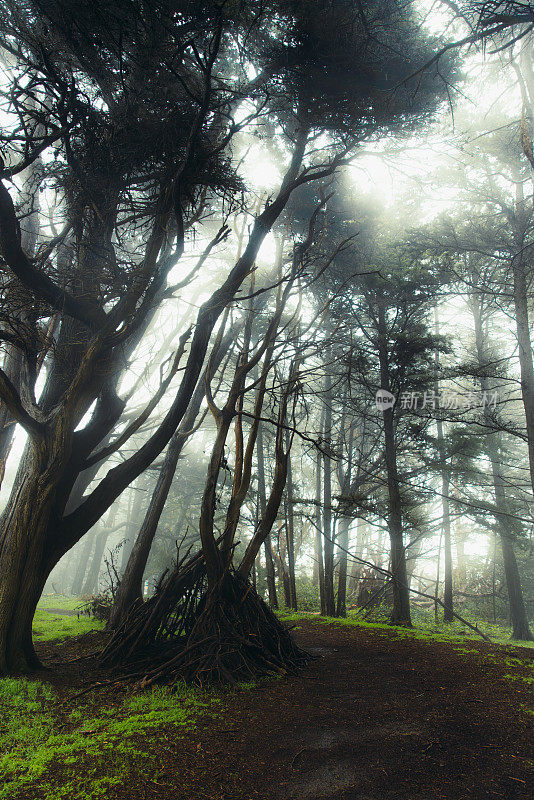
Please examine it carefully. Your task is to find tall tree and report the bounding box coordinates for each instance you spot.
[0,0,455,674]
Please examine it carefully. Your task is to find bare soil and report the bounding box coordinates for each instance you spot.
[35,620,534,800]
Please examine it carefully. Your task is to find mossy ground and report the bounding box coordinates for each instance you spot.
[0,596,219,799]
[1,596,533,799]
[277,605,534,651]
[0,675,216,799]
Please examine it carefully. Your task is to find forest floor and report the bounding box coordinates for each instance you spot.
[2,604,534,800]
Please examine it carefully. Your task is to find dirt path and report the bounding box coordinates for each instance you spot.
[39,620,534,800]
[44,608,78,615]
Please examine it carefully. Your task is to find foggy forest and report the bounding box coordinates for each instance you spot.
[1,1,534,798]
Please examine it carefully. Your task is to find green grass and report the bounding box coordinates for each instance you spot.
[37,595,83,612]
[32,611,105,642]
[276,608,534,669]
[33,595,105,642]
[0,594,222,799]
[277,607,534,650]
[0,678,216,799]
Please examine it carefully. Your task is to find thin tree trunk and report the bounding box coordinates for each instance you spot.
[512,174,534,496]
[335,408,354,618]
[470,290,533,640]
[108,336,231,628]
[315,442,326,613]
[434,308,453,621]
[70,532,95,595]
[257,421,278,608]
[440,468,453,621]
[377,302,411,626]
[336,514,350,617]
[120,479,145,574]
[322,369,336,616]
[348,517,364,598]
[285,436,297,610]
[81,528,110,596]
[453,484,467,592]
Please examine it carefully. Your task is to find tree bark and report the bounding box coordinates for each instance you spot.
[377,302,411,626]
[0,446,63,671]
[70,532,95,596]
[335,514,350,617]
[284,438,297,610]
[470,290,533,640]
[322,368,336,616]
[257,421,278,608]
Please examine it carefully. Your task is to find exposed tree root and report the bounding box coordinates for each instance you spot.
[101,553,308,686]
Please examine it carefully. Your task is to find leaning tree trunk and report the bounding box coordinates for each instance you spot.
[108,343,222,629]
[0,443,69,672]
[120,479,145,575]
[108,464,173,628]
[256,417,278,608]
[108,306,239,607]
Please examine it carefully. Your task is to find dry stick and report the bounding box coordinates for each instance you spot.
[353,580,390,619]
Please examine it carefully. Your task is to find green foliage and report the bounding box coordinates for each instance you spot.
[292,576,321,611]
[77,594,113,623]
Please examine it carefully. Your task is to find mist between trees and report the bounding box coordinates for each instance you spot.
[0,0,534,681]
